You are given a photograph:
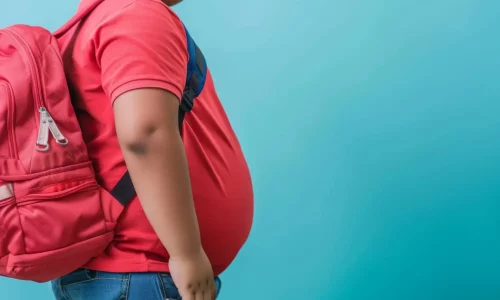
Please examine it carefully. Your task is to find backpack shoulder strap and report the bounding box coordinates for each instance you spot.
[178,25,208,130]
[111,25,208,206]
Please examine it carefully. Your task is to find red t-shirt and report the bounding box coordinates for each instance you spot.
[57,0,254,275]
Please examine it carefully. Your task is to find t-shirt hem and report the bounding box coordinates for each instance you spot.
[83,260,226,276]
[83,260,171,273]
[110,79,183,105]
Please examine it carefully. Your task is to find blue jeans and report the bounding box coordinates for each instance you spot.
[51,269,222,300]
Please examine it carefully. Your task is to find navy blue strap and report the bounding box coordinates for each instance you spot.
[111,26,207,206]
[110,171,135,206]
[178,26,207,131]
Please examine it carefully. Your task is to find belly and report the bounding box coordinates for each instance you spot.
[188,149,254,274]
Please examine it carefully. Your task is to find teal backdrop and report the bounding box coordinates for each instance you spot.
[1,0,499,299]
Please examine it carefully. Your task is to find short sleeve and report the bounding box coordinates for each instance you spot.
[93,0,188,103]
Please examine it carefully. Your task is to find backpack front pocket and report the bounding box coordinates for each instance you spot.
[0,184,24,260]
[15,167,108,254]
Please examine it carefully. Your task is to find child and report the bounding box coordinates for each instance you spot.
[51,0,254,299]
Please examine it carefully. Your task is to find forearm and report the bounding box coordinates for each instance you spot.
[121,130,201,258]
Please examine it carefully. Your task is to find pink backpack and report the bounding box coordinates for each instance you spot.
[0,0,132,282]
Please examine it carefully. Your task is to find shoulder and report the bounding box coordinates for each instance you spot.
[85,0,189,104]
[88,0,185,38]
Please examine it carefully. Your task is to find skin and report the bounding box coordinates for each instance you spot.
[114,65,214,300]
[163,0,183,6]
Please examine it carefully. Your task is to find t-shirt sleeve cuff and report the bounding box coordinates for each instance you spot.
[110,79,184,105]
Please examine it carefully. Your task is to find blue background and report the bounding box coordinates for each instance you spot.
[1,0,499,299]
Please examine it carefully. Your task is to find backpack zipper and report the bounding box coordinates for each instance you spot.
[5,28,68,152]
[4,29,45,116]
[1,83,18,159]
[36,108,68,152]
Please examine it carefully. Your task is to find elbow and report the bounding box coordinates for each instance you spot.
[123,138,151,156]
[118,120,179,156]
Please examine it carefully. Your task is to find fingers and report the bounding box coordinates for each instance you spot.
[198,279,212,300]
[203,290,211,300]
[180,288,194,300]
[180,281,214,300]
[210,280,217,300]
[195,290,204,300]
[202,279,215,300]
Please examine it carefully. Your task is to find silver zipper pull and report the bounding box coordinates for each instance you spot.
[47,111,68,146]
[35,108,49,152]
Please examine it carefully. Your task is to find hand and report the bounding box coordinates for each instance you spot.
[169,248,216,300]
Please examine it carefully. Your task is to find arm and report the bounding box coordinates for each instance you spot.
[95,2,215,299]
[113,88,201,259]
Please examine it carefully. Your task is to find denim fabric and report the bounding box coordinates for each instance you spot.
[51,269,221,300]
